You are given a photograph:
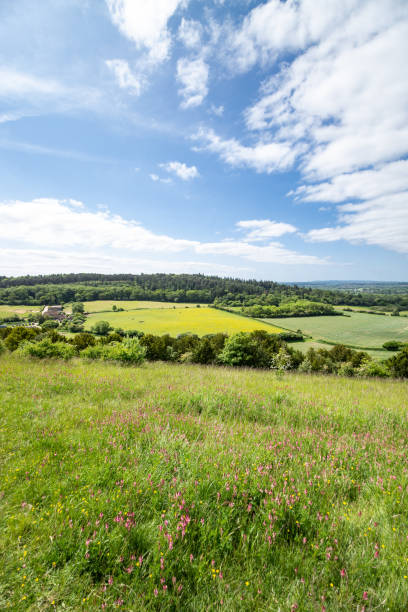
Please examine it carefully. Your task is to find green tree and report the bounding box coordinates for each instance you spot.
[387,346,408,378]
[91,320,112,336]
[72,302,85,314]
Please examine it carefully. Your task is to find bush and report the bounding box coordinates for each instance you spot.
[0,339,5,356]
[218,332,269,367]
[81,337,146,365]
[338,362,356,377]
[70,333,96,351]
[356,358,389,378]
[191,337,216,364]
[72,302,85,314]
[383,340,404,351]
[41,320,59,330]
[91,320,112,335]
[387,346,408,378]
[270,347,293,372]
[4,327,42,351]
[17,338,76,360]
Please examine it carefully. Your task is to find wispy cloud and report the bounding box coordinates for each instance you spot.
[176,57,209,108]
[160,161,199,180]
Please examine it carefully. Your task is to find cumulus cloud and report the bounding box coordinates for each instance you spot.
[105,59,142,95]
[196,240,324,265]
[237,219,297,241]
[106,0,188,64]
[0,198,326,269]
[0,198,194,252]
[178,18,202,48]
[193,127,304,173]
[292,161,408,203]
[160,161,199,180]
[176,57,209,108]
[0,247,252,277]
[307,192,408,254]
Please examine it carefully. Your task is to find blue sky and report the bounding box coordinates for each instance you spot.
[0,0,407,281]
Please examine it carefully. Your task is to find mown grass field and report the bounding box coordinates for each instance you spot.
[1,354,407,611]
[65,301,205,314]
[0,305,41,316]
[264,311,408,349]
[84,307,283,336]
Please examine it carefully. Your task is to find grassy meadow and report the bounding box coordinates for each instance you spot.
[84,306,283,336]
[65,301,205,314]
[0,305,42,316]
[1,354,408,610]
[264,311,408,349]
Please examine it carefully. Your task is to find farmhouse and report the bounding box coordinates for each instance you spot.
[42,305,66,321]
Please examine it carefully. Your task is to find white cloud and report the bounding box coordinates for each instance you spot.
[0,198,193,252]
[196,240,324,265]
[178,18,202,48]
[292,161,408,203]
[210,104,224,117]
[193,127,303,173]
[176,57,209,108]
[307,192,408,254]
[0,198,326,270]
[0,68,64,98]
[106,0,188,64]
[237,219,297,241]
[150,173,173,184]
[0,247,252,277]
[105,59,142,95]
[160,161,199,180]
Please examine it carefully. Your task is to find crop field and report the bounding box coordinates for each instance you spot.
[1,354,408,610]
[0,305,41,315]
[84,306,283,336]
[263,311,408,349]
[65,301,205,314]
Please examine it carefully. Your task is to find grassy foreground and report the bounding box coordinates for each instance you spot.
[1,356,408,611]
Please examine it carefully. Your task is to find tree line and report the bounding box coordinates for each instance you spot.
[1,274,408,309]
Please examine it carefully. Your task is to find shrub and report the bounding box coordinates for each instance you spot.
[191,337,216,364]
[383,340,404,351]
[91,320,112,335]
[70,333,96,351]
[81,338,145,365]
[387,346,408,378]
[0,339,5,356]
[41,320,59,330]
[270,347,293,372]
[18,338,76,360]
[4,327,42,351]
[80,344,106,360]
[218,332,269,367]
[338,362,356,377]
[356,358,389,378]
[72,302,85,314]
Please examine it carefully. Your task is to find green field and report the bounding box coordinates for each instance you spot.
[264,311,408,349]
[1,354,408,610]
[66,300,205,314]
[85,306,283,336]
[0,304,41,316]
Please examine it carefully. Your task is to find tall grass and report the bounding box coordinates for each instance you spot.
[1,354,407,610]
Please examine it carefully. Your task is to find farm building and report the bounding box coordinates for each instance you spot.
[42,305,66,321]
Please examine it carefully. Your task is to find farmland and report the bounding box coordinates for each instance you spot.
[1,354,408,610]
[263,311,408,350]
[65,301,205,314]
[84,306,283,336]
